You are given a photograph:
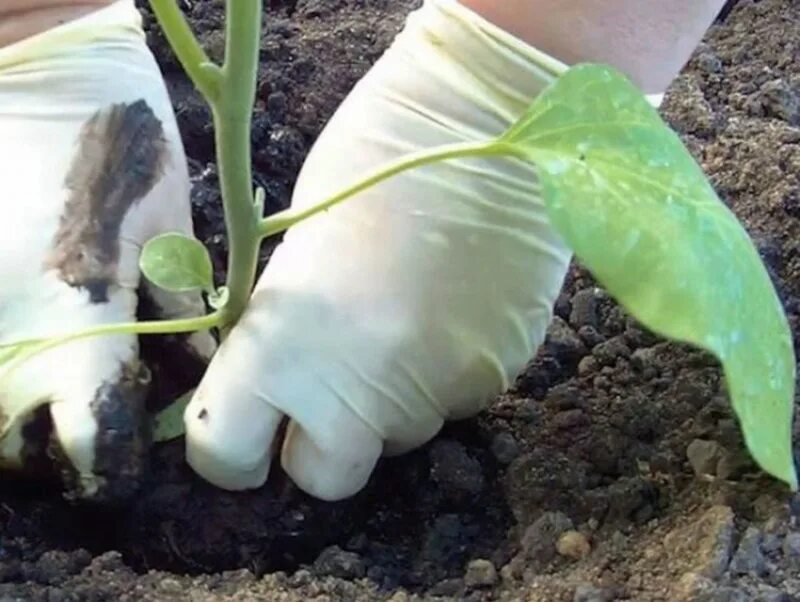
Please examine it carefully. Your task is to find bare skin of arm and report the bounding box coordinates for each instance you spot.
[459,0,728,94]
[0,0,113,48]
[3,0,727,94]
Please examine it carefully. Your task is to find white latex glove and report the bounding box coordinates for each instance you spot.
[185,0,664,501]
[0,0,214,501]
[185,0,565,500]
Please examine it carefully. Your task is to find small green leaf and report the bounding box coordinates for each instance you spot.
[140,233,214,294]
[208,286,230,310]
[503,63,797,489]
[152,390,192,442]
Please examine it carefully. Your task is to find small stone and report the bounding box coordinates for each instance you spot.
[521,512,574,564]
[695,50,723,74]
[687,439,729,478]
[729,527,766,575]
[573,584,617,602]
[158,578,183,593]
[758,80,800,125]
[663,505,734,579]
[673,572,748,602]
[578,325,604,347]
[570,289,602,329]
[490,432,520,464]
[545,316,587,361]
[592,336,631,366]
[387,592,410,602]
[783,532,800,557]
[756,586,792,602]
[545,384,587,410]
[429,578,464,596]
[556,531,591,560]
[312,545,366,579]
[578,356,599,376]
[289,569,312,587]
[464,559,498,588]
[552,409,590,430]
[762,532,782,554]
[429,439,485,496]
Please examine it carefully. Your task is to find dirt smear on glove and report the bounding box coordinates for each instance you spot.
[45,99,168,304]
[3,0,800,600]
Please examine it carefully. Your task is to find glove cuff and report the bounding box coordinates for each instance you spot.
[0,0,142,71]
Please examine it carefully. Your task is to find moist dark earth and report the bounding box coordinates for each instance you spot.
[2,0,800,600]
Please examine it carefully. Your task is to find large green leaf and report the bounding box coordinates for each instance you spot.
[502,64,797,489]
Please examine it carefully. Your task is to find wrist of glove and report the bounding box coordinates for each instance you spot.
[0,0,214,501]
[185,0,645,501]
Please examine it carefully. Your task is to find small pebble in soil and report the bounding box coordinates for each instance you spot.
[757,586,793,602]
[429,439,485,498]
[750,79,800,125]
[545,384,587,410]
[592,336,631,366]
[695,49,723,74]
[490,432,520,464]
[545,317,587,361]
[729,526,766,576]
[463,559,498,588]
[578,325,605,347]
[783,532,800,558]
[687,438,731,478]
[312,545,366,579]
[573,583,618,602]
[521,512,574,564]
[556,531,591,560]
[673,572,749,602]
[664,505,734,579]
[570,289,602,329]
[428,578,464,597]
[578,355,599,376]
[552,408,590,431]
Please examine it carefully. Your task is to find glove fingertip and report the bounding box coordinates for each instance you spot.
[280,418,382,502]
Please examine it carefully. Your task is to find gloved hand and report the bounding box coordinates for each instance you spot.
[184,0,590,501]
[0,0,214,501]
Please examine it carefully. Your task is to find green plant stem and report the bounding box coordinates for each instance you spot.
[212,0,263,336]
[148,0,221,100]
[260,140,503,237]
[0,311,223,402]
[149,0,263,338]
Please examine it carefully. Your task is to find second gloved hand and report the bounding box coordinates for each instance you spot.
[184,0,577,501]
[0,0,214,501]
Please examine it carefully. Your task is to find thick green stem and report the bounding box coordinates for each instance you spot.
[149,0,264,337]
[260,140,502,237]
[148,0,222,100]
[212,0,263,336]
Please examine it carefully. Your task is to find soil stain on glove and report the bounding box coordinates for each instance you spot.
[45,99,168,303]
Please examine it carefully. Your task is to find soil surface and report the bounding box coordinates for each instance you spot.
[3,0,800,600]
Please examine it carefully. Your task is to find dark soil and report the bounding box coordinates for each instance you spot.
[3,0,800,600]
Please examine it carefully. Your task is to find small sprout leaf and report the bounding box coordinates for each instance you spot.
[140,233,214,294]
[153,390,192,442]
[502,63,797,489]
[208,286,230,310]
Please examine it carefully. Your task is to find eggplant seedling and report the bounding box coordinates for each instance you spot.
[0,0,796,492]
